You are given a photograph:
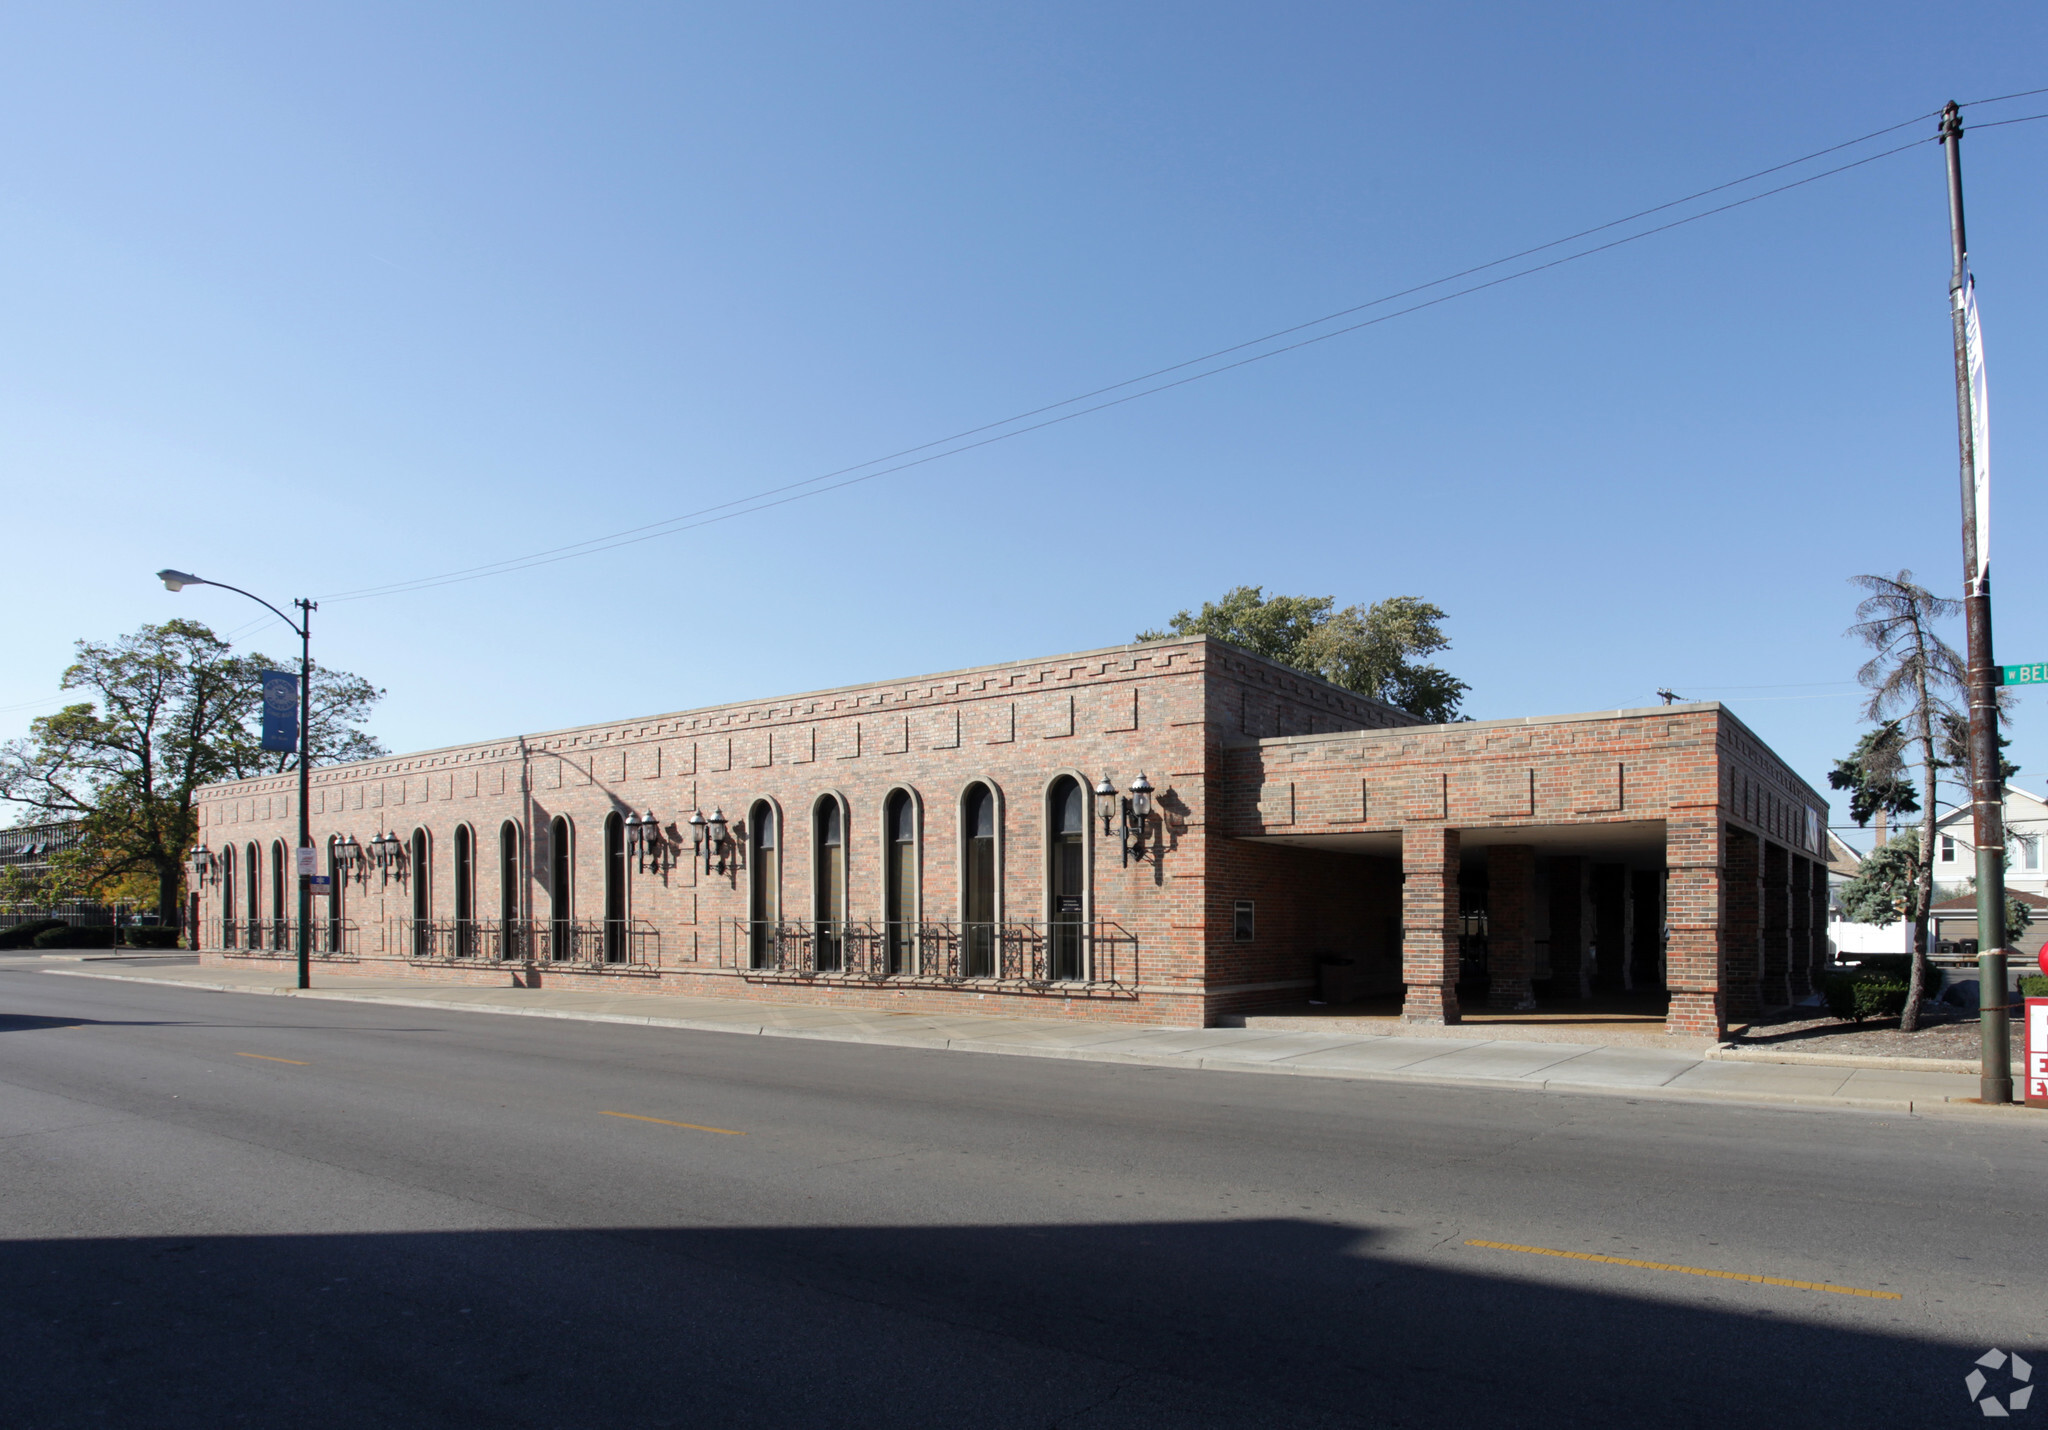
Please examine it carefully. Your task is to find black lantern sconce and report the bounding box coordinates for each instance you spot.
[1094,772,1157,865]
[187,842,219,886]
[626,810,673,874]
[690,808,736,876]
[334,834,369,887]
[368,830,408,884]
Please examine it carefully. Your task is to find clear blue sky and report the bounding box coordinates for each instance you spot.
[3,2,2043,846]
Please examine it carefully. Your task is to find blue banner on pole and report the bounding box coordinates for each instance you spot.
[260,669,299,753]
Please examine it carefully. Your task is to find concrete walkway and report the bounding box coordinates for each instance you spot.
[33,958,2033,1117]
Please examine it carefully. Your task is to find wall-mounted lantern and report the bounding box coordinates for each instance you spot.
[334,834,368,886]
[1094,772,1157,865]
[690,807,736,876]
[369,830,408,883]
[626,809,673,874]
[187,843,218,885]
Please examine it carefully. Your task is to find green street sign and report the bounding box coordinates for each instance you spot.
[2000,664,2048,686]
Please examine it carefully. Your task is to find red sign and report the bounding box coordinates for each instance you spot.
[2029,998,2048,1110]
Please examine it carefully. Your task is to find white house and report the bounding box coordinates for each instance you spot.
[1932,784,2048,896]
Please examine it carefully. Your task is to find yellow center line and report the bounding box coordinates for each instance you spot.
[1464,1240,1901,1301]
[235,1052,309,1065]
[599,1110,745,1136]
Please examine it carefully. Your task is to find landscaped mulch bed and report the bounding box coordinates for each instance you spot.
[1726,1006,1998,1060]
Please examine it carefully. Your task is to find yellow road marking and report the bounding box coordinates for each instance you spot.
[1464,1240,1901,1301]
[235,1052,309,1065]
[599,1110,744,1136]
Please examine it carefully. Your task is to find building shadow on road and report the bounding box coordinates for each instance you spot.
[0,1217,1995,1429]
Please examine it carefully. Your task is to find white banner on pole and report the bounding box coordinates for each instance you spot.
[1963,273,1991,583]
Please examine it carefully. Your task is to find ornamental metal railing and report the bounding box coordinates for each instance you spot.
[723,918,1136,991]
[219,918,359,960]
[395,917,657,969]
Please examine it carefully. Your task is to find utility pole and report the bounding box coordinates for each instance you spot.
[1940,101,2011,1104]
[295,598,315,991]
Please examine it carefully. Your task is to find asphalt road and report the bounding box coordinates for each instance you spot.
[3,959,2044,1429]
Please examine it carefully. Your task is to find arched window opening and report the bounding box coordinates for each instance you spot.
[884,790,918,975]
[814,797,845,971]
[454,824,475,957]
[748,802,778,968]
[325,835,345,954]
[270,840,287,951]
[244,842,260,941]
[549,816,572,960]
[410,829,431,956]
[499,821,521,959]
[221,845,237,947]
[1048,777,1086,981]
[603,812,627,963]
[963,783,997,978]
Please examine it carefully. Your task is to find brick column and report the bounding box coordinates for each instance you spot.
[1487,844,1536,1010]
[1401,826,1461,1024]
[1664,818,1725,1038]
[1722,827,1762,1023]
[1760,841,1791,1008]
[1788,856,1814,1000]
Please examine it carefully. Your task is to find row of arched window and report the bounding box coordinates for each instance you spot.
[218,774,1094,976]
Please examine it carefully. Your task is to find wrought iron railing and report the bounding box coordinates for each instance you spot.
[724,918,1135,991]
[394,917,656,969]
[220,918,359,960]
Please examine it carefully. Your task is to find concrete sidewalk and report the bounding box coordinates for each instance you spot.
[32,959,2034,1117]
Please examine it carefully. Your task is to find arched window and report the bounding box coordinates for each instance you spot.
[962,783,998,978]
[244,842,260,940]
[883,789,919,975]
[221,845,237,947]
[499,821,521,958]
[410,828,431,956]
[603,811,626,963]
[270,839,287,950]
[549,816,572,960]
[748,801,779,968]
[454,824,475,957]
[1048,776,1086,981]
[813,795,846,971]
[325,835,345,954]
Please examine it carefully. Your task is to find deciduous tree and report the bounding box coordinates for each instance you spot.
[0,621,385,927]
[1139,587,1469,723]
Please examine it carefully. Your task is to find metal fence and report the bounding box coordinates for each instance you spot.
[395,917,657,969]
[1,901,147,930]
[218,918,361,960]
[722,918,1136,991]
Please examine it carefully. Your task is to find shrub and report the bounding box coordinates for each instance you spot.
[31,924,118,949]
[121,925,182,949]
[1850,977,1910,1022]
[1822,971,1912,1023]
[2021,974,2048,1000]
[0,918,68,949]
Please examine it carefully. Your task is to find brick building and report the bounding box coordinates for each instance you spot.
[188,636,1829,1038]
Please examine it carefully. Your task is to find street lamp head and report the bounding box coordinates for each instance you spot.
[156,569,203,592]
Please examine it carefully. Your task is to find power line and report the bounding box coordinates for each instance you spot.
[321,100,2043,604]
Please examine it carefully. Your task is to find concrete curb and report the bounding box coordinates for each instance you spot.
[36,967,2030,1120]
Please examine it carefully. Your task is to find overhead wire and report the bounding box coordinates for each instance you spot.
[329,131,1944,601]
[299,96,2038,604]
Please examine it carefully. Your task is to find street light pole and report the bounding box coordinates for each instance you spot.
[157,569,318,991]
[1937,103,2011,1104]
